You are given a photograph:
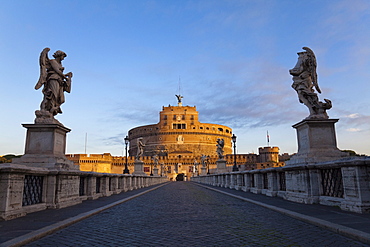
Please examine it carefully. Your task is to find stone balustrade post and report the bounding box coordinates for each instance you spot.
[308,168,320,203]
[111,176,119,194]
[341,164,370,213]
[242,173,250,192]
[44,172,57,208]
[220,175,224,187]
[250,173,263,194]
[86,176,96,200]
[235,173,242,190]
[127,176,133,191]
[224,174,229,188]
[132,176,137,190]
[212,175,217,186]
[285,168,314,204]
[0,168,26,220]
[229,174,236,189]
[100,176,108,196]
[266,171,278,197]
[53,172,82,209]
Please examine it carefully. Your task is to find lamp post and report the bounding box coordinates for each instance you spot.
[207,155,210,175]
[232,134,238,172]
[123,136,130,174]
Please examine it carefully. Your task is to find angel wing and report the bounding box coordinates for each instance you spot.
[303,47,321,93]
[35,47,51,90]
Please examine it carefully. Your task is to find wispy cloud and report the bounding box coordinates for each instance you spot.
[346,128,361,132]
[338,112,370,132]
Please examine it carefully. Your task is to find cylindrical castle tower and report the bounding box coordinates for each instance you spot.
[258,146,280,163]
[128,103,233,158]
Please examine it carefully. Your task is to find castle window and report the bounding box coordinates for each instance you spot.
[218,128,223,132]
[206,127,209,130]
[173,123,186,129]
[190,115,194,120]
[182,115,185,120]
[164,115,167,120]
[173,115,177,120]
[200,127,203,129]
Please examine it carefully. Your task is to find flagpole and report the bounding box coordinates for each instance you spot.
[84,133,87,154]
[267,131,270,147]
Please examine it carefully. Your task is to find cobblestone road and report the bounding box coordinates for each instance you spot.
[26,182,367,246]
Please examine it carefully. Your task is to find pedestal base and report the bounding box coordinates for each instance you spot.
[152,167,159,176]
[133,160,147,175]
[286,119,348,166]
[12,123,79,171]
[200,167,207,176]
[216,159,227,173]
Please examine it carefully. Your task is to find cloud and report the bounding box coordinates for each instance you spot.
[338,112,370,132]
[346,113,361,119]
[184,57,305,129]
[346,128,361,132]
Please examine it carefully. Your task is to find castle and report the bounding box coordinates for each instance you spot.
[67,97,285,180]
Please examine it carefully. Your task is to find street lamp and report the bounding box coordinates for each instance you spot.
[123,136,130,174]
[150,160,153,176]
[232,134,238,172]
[207,155,210,175]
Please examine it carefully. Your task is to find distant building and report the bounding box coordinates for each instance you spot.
[255,146,285,169]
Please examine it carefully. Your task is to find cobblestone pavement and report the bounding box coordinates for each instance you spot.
[25,182,367,247]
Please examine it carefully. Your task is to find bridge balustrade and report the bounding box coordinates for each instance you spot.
[192,157,370,214]
[0,164,167,221]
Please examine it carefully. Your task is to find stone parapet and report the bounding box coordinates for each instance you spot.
[193,156,370,214]
[0,164,168,221]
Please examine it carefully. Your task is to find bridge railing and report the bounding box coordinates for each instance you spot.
[192,157,370,214]
[0,164,167,221]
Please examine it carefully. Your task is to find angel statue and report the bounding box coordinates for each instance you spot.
[35,48,73,123]
[200,154,207,168]
[152,154,159,168]
[175,94,183,106]
[216,138,225,159]
[289,47,331,119]
[136,137,145,160]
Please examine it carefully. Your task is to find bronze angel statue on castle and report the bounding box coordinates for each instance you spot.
[35,48,73,123]
[290,47,331,119]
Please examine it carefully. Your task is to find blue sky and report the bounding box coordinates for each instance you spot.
[1,0,369,156]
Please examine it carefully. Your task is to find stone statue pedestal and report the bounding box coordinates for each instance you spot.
[216,159,227,173]
[152,167,159,177]
[133,160,146,176]
[200,167,207,176]
[12,123,79,170]
[286,119,348,166]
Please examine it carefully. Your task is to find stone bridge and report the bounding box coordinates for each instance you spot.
[1,159,370,246]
